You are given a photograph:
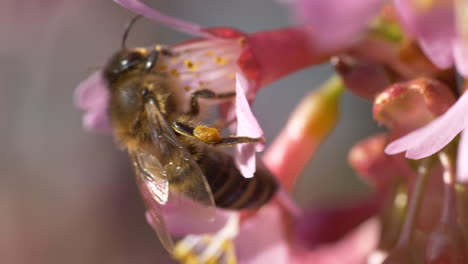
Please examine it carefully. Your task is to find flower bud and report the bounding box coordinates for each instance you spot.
[264,77,344,190]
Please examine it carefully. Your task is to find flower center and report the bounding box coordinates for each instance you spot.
[158,38,243,106]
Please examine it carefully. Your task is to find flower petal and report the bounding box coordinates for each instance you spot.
[385,91,468,159]
[114,0,213,38]
[73,71,112,133]
[164,206,233,236]
[235,205,289,264]
[234,73,265,178]
[453,0,468,77]
[394,0,456,69]
[290,0,383,51]
[332,55,390,100]
[349,133,415,190]
[73,71,107,110]
[453,37,468,77]
[291,218,380,264]
[457,130,468,182]
[264,77,343,190]
[82,106,112,133]
[373,78,456,136]
[294,198,379,247]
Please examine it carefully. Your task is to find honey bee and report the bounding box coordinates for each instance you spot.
[102,16,278,252]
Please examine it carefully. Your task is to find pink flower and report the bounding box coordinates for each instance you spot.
[349,133,416,191]
[385,90,468,181]
[233,200,380,264]
[170,77,382,264]
[394,0,468,76]
[373,77,456,137]
[286,0,384,52]
[285,0,468,77]
[75,0,324,178]
[264,76,343,190]
[378,1,468,182]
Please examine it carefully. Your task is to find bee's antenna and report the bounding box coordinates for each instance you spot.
[122,15,143,50]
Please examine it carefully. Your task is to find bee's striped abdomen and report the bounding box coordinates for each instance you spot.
[197,149,278,210]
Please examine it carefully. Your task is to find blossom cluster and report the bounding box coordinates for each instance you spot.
[76,0,468,263]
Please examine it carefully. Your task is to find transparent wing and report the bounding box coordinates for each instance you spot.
[144,99,216,220]
[130,151,173,252]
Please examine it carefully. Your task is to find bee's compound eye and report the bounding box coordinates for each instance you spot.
[121,52,144,68]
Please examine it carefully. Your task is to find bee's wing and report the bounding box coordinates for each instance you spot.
[130,150,174,252]
[144,99,216,220]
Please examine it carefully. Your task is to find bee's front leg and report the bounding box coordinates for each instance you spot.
[145,45,175,72]
[187,89,236,116]
[172,121,264,146]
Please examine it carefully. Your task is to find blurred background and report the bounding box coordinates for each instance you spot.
[0,0,380,263]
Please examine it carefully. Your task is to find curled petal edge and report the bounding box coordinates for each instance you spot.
[385,91,468,159]
[234,73,265,178]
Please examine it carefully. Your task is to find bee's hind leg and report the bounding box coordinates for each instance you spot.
[187,89,236,116]
[172,121,264,146]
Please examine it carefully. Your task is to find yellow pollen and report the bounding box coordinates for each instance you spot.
[184,59,194,68]
[205,51,214,56]
[170,69,180,77]
[184,86,191,92]
[193,126,222,143]
[183,60,204,72]
[215,56,229,66]
[226,73,236,79]
[160,64,168,71]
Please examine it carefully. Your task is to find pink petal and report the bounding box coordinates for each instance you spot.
[394,0,456,69]
[332,56,390,100]
[294,198,379,247]
[264,78,342,190]
[73,71,108,110]
[164,206,232,236]
[349,133,415,191]
[373,78,456,136]
[114,0,213,38]
[234,73,265,178]
[82,106,112,133]
[453,38,468,77]
[245,27,326,89]
[235,205,289,264]
[385,91,468,159]
[290,218,380,264]
[453,0,468,77]
[457,130,468,182]
[73,71,112,133]
[290,0,383,51]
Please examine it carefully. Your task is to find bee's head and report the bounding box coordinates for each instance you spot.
[103,49,148,84]
[103,15,155,84]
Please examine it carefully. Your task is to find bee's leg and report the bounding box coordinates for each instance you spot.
[145,46,175,72]
[188,89,236,116]
[214,136,265,146]
[172,121,264,146]
[145,50,160,72]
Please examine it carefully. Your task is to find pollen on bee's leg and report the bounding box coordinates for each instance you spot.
[194,125,223,143]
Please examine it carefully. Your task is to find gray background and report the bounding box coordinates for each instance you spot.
[0,0,379,263]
